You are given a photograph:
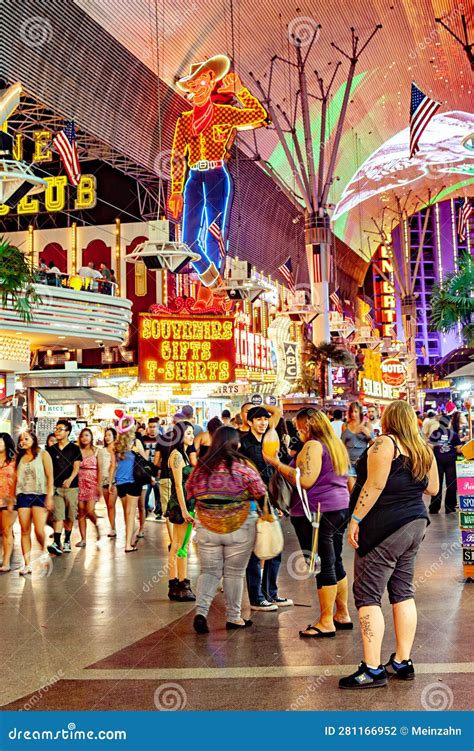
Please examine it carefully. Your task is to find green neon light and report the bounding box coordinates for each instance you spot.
[267,72,368,179]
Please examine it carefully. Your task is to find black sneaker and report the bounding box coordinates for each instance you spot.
[47,542,63,556]
[339,662,387,689]
[385,653,415,681]
[193,614,209,634]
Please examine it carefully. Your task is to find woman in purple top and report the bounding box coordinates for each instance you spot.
[264,408,351,638]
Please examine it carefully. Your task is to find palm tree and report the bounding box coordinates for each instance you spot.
[0,236,39,321]
[297,340,357,400]
[430,251,474,346]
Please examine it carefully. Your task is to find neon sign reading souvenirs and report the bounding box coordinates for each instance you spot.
[139,315,235,384]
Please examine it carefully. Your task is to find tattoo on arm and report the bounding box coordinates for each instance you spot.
[360,614,374,643]
[371,437,384,454]
[172,453,182,469]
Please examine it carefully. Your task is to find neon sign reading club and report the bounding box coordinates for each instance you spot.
[0,130,97,217]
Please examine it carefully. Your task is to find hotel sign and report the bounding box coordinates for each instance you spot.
[381,358,407,387]
[139,315,235,384]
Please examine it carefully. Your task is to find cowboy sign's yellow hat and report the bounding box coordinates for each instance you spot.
[176,54,231,92]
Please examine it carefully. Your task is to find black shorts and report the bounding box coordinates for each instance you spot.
[116,482,142,499]
[353,518,427,609]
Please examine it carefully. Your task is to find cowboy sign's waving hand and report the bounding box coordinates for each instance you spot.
[218,72,245,95]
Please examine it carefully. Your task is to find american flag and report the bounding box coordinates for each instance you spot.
[409,83,441,159]
[313,248,323,284]
[330,289,342,314]
[208,218,226,260]
[53,121,81,186]
[364,311,376,331]
[277,257,296,294]
[457,197,472,242]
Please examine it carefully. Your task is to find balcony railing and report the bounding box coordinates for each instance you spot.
[0,284,132,348]
[34,271,118,296]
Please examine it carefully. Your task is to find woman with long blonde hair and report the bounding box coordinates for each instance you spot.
[264,408,351,638]
[113,423,146,552]
[340,400,439,690]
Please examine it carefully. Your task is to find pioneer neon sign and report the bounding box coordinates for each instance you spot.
[373,244,397,338]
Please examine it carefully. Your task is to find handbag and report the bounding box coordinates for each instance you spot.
[254,495,284,560]
[268,471,292,514]
[295,467,321,574]
[133,450,158,485]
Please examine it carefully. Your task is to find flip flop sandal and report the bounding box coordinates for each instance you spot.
[125,547,138,553]
[299,625,336,638]
[75,541,86,548]
[107,532,117,538]
[334,620,354,630]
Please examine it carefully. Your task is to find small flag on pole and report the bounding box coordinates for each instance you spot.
[53,121,81,186]
[208,218,226,260]
[330,290,342,314]
[364,311,376,331]
[409,83,441,159]
[277,257,296,294]
[313,249,323,284]
[457,197,472,243]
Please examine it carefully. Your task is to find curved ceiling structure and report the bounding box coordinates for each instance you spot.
[1,0,473,259]
[73,0,474,254]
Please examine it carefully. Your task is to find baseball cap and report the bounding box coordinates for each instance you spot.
[182,405,194,418]
[247,406,271,421]
[426,409,436,417]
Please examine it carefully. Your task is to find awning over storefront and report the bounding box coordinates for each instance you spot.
[34,388,123,405]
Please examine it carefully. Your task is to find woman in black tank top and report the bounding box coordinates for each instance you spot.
[339,401,439,690]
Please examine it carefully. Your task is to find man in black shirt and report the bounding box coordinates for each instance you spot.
[139,418,162,518]
[240,405,293,612]
[46,420,82,555]
[428,414,462,513]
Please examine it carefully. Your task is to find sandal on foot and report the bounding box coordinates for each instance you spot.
[299,624,336,638]
[334,620,354,630]
[125,547,138,553]
[0,565,11,573]
[107,531,117,538]
[75,541,86,548]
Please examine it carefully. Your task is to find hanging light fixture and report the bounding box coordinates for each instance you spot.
[0,83,47,206]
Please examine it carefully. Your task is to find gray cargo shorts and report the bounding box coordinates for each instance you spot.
[353,518,427,609]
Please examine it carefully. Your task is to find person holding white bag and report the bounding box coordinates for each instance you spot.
[263,408,351,637]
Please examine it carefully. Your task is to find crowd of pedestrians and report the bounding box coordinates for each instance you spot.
[0,398,468,690]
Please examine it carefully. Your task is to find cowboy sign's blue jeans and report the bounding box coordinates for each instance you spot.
[181,165,232,276]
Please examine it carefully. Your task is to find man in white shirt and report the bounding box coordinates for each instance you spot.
[422,410,439,439]
[365,405,381,437]
[78,261,102,278]
[331,409,344,439]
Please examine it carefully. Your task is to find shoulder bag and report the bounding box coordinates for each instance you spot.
[132,442,158,485]
[254,494,284,560]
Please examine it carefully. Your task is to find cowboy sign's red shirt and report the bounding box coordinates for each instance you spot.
[170,88,267,193]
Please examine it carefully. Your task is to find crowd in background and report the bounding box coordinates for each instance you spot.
[0,397,469,689]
